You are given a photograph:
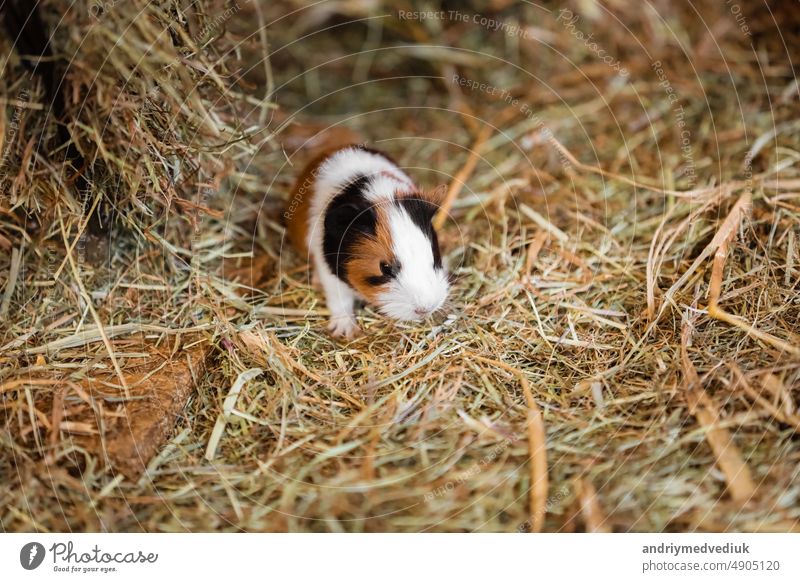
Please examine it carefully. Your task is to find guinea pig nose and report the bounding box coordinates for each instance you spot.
[414,307,429,316]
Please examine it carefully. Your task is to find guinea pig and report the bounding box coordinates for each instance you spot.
[284,144,449,339]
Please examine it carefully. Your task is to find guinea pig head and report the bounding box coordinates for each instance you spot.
[323,184,449,321]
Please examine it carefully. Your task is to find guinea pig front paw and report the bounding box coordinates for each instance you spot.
[327,316,362,340]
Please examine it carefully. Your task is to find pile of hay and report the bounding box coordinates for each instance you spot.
[1,0,799,532]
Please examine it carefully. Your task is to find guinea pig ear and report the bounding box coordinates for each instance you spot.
[424,184,448,209]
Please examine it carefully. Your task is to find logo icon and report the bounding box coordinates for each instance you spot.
[20,542,46,570]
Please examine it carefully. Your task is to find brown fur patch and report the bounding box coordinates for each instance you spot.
[347,204,395,302]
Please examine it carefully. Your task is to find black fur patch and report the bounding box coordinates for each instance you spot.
[396,197,443,270]
[323,175,376,282]
[365,274,391,286]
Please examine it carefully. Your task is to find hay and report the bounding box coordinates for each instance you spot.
[1,0,800,532]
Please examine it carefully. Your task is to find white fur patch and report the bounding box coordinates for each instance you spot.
[376,206,449,321]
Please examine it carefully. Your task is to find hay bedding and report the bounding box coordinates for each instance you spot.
[1,0,799,532]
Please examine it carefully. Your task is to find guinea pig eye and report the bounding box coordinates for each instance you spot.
[380,261,395,277]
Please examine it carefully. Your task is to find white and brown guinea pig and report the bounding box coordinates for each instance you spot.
[285,144,449,339]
